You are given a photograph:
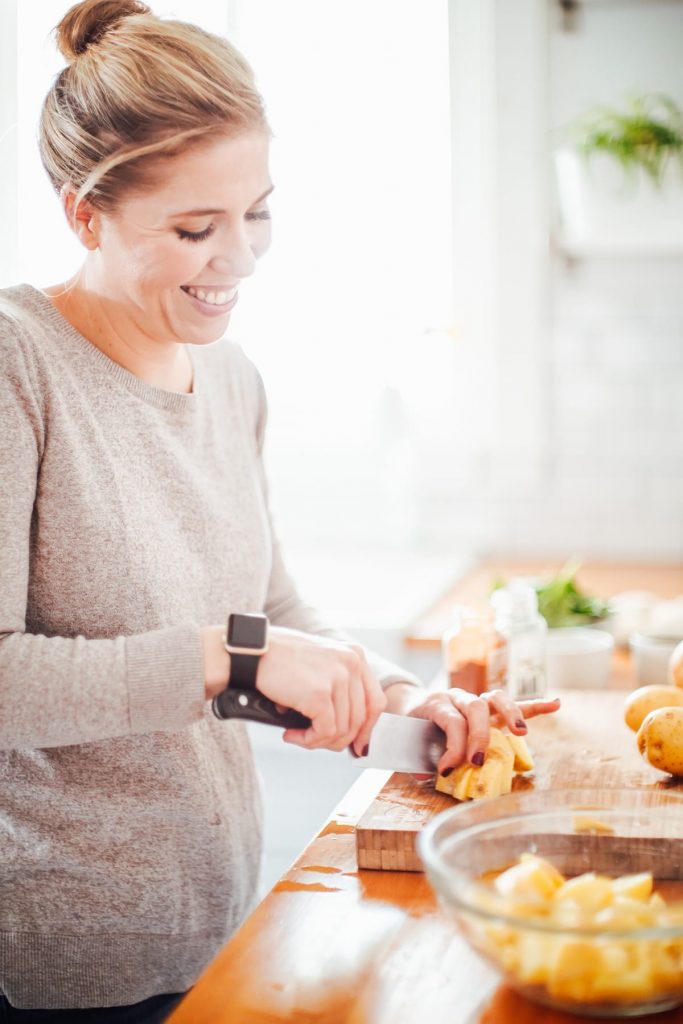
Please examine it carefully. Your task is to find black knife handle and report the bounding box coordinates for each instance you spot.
[212,688,312,730]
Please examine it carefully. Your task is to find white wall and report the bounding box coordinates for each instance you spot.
[543,0,683,560]
[431,0,683,563]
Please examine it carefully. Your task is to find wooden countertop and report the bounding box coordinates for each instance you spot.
[169,560,683,1024]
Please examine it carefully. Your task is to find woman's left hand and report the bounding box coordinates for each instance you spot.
[407,689,561,777]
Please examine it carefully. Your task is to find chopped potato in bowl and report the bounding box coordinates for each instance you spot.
[418,789,683,1017]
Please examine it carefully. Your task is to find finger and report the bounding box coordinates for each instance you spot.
[485,689,530,734]
[461,696,490,766]
[351,657,386,758]
[285,687,339,750]
[329,673,352,750]
[517,697,561,721]
[432,707,468,776]
[345,671,367,752]
[281,727,313,748]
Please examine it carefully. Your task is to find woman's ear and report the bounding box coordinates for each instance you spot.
[62,190,100,251]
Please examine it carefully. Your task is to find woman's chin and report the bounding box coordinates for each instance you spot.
[186,315,232,345]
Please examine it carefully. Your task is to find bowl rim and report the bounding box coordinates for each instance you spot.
[546,626,615,654]
[417,789,683,940]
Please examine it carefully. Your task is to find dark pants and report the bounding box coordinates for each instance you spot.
[0,992,185,1024]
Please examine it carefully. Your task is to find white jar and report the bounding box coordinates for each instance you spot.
[491,583,547,700]
[630,632,682,687]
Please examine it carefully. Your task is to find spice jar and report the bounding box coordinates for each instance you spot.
[491,582,547,700]
[442,605,508,695]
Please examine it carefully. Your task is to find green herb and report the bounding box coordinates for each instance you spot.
[573,94,683,187]
[492,562,610,628]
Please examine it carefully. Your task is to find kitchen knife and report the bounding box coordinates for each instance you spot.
[212,688,446,773]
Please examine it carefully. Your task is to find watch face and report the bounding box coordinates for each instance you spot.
[227,613,268,650]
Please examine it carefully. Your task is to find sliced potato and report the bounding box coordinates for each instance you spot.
[434,728,533,802]
[506,733,535,772]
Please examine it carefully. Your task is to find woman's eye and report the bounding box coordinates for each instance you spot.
[246,209,271,222]
[175,224,215,243]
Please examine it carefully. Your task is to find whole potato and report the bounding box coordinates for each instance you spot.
[637,707,683,776]
[669,640,683,689]
[624,684,683,732]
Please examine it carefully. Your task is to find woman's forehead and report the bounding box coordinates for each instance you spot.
[128,131,272,215]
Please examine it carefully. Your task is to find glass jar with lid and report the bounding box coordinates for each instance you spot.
[442,605,508,695]
[490,582,547,700]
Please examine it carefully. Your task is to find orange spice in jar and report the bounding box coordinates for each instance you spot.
[442,606,507,695]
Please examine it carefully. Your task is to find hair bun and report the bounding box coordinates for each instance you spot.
[56,0,151,62]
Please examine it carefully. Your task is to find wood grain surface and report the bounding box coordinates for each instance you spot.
[356,688,683,871]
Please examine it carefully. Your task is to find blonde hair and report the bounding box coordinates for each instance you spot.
[39,0,268,220]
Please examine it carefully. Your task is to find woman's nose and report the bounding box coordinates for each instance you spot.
[211,227,257,280]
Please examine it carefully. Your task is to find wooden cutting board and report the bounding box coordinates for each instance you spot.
[355,688,683,871]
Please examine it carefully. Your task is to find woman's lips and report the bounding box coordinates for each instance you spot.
[181,286,238,318]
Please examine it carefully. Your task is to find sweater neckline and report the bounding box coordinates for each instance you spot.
[23,283,201,414]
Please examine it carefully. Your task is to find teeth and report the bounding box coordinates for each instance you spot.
[185,286,233,306]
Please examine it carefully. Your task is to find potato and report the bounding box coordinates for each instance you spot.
[636,706,683,775]
[506,733,535,772]
[469,859,683,1009]
[435,728,534,802]
[624,684,683,732]
[495,853,565,902]
[553,872,614,913]
[670,639,683,689]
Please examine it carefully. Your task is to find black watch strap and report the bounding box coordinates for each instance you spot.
[229,652,260,691]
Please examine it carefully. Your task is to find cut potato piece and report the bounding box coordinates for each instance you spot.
[506,733,535,772]
[471,857,681,1010]
[452,765,474,801]
[495,855,565,903]
[572,815,615,835]
[611,872,653,902]
[434,728,534,803]
[434,772,455,797]
[466,756,508,800]
[553,873,614,913]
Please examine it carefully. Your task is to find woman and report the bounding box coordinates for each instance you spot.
[0,2,559,1019]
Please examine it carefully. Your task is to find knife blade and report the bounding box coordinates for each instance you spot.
[212,689,446,773]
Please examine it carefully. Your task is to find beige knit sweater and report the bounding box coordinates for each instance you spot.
[0,283,420,1009]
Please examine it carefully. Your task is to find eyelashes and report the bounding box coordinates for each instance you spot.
[176,225,215,243]
[175,209,271,243]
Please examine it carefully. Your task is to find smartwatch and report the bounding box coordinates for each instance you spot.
[223,613,269,691]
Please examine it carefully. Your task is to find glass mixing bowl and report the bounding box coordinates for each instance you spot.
[418,788,683,1018]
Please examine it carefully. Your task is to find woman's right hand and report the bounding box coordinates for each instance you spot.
[201,624,387,757]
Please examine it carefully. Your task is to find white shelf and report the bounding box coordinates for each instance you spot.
[554,148,683,258]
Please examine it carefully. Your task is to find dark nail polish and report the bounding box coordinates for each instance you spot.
[472,751,485,767]
[362,745,369,758]
[515,719,527,730]
[441,766,454,778]
[349,745,360,758]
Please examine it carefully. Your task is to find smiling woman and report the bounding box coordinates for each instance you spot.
[46,132,273,387]
[0,1,432,1018]
[0,2,560,1020]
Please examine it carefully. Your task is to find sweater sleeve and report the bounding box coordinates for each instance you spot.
[0,321,206,750]
[248,361,423,693]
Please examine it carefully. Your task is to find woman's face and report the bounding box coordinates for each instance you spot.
[89,130,272,346]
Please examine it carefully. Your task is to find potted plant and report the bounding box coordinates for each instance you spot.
[554,94,683,254]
